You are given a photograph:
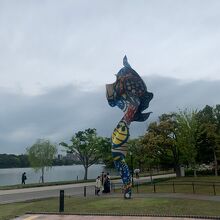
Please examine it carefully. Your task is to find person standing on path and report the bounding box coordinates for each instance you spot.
[101,171,105,186]
[95,176,101,196]
[102,174,111,193]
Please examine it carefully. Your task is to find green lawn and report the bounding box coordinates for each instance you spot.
[169,176,220,182]
[128,176,220,195]
[0,197,220,220]
[134,183,220,195]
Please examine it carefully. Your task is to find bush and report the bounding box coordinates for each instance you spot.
[185,169,219,176]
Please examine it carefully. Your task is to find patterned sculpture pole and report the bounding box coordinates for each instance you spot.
[106,56,153,199]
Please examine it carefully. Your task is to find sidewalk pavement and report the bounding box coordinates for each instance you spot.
[3,173,220,204]
[9,173,220,205]
[0,173,176,196]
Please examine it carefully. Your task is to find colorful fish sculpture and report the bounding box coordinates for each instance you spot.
[106,56,153,199]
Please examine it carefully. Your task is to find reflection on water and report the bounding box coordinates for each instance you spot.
[0,164,105,186]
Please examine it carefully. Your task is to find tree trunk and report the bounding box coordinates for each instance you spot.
[175,164,181,177]
[193,169,197,177]
[191,163,197,177]
[213,151,218,176]
[138,161,142,172]
[149,167,153,184]
[172,145,181,177]
[150,172,153,184]
[84,166,88,180]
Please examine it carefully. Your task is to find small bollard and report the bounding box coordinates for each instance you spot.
[84,186,87,197]
[213,183,216,196]
[192,182,195,194]
[59,190,64,212]
[172,182,175,193]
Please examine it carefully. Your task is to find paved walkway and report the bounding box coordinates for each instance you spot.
[13,214,220,220]
[0,174,176,204]
[1,173,220,203]
[0,174,176,195]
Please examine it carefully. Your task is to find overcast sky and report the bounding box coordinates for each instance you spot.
[0,0,220,154]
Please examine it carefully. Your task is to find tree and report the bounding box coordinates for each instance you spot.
[197,105,220,176]
[60,128,104,180]
[147,114,183,176]
[17,154,30,167]
[176,109,199,176]
[127,138,145,171]
[139,134,162,182]
[98,137,113,168]
[26,139,57,183]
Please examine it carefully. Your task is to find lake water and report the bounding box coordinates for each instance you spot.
[0,164,106,186]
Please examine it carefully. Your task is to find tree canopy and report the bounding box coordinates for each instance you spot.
[26,139,57,183]
[59,128,108,180]
[128,105,220,177]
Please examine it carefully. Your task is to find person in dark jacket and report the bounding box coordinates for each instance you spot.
[22,172,27,184]
[102,174,111,193]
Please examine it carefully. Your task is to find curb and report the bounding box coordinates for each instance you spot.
[26,212,220,219]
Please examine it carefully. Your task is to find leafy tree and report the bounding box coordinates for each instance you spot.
[139,134,162,181]
[60,128,104,180]
[147,114,183,176]
[0,154,30,168]
[0,154,20,168]
[197,105,220,176]
[127,138,145,170]
[17,154,30,167]
[214,104,220,165]
[98,137,113,168]
[26,139,57,183]
[176,109,199,176]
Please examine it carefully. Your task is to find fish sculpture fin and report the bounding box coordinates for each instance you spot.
[133,112,152,122]
[123,55,131,68]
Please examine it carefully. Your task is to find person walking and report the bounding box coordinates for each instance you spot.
[95,176,101,196]
[106,172,111,191]
[107,172,110,179]
[134,168,140,179]
[21,172,27,184]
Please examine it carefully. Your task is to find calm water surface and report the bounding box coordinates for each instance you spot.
[0,164,105,186]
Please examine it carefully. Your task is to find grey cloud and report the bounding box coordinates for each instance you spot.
[0,76,219,154]
[1,0,220,95]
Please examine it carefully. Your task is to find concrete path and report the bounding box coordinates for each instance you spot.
[0,173,176,204]
[13,214,219,220]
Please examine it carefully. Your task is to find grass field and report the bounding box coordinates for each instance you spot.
[112,176,220,195]
[0,197,220,220]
